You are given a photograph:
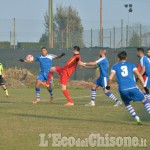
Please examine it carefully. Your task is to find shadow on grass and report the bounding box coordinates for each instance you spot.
[12,113,150,126]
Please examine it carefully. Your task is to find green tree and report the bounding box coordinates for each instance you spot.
[39,5,84,48]
[129,32,140,47]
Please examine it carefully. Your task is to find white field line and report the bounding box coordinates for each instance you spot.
[0,94,103,104]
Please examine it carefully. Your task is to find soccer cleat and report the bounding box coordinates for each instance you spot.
[6,94,9,97]
[45,83,50,88]
[48,96,55,103]
[64,102,74,106]
[32,100,40,104]
[114,101,122,107]
[135,116,142,125]
[85,102,95,106]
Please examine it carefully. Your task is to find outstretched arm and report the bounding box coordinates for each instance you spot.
[84,61,97,66]
[18,59,35,63]
[54,53,66,59]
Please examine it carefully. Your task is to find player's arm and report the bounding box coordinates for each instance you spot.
[134,69,149,93]
[84,61,97,66]
[134,69,145,86]
[84,65,97,69]
[106,71,116,90]
[140,58,146,76]
[53,53,66,59]
[18,59,35,63]
[1,65,5,78]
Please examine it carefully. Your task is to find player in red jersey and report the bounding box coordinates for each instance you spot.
[45,46,85,106]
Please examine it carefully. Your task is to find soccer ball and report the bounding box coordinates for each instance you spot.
[26,54,34,62]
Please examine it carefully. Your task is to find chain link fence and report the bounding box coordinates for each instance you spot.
[0,19,150,49]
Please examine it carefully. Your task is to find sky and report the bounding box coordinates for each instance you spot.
[0,0,150,42]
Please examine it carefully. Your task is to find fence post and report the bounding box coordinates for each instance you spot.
[140,24,142,47]
[121,19,123,48]
[110,31,111,48]
[13,18,16,50]
[91,28,93,47]
[126,25,128,47]
[113,26,116,49]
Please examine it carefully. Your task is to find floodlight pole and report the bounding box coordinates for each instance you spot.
[100,0,103,47]
[13,18,16,50]
[49,0,53,48]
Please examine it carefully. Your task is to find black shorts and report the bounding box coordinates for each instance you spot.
[0,75,5,85]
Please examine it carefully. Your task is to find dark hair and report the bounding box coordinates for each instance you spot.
[118,51,127,60]
[74,46,80,52]
[137,47,144,53]
[147,48,150,51]
[41,47,47,50]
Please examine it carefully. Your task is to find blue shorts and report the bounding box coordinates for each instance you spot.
[37,72,53,84]
[119,88,144,105]
[94,77,108,89]
[144,76,150,88]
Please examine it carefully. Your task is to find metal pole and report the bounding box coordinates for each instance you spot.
[126,25,128,47]
[61,30,63,48]
[100,0,103,47]
[91,28,92,47]
[102,28,103,47]
[66,17,69,50]
[113,26,116,49]
[121,19,123,48]
[10,31,12,48]
[49,0,53,48]
[140,24,142,47]
[13,18,16,50]
[110,31,111,48]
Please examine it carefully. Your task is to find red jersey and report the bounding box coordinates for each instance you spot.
[63,54,81,76]
[137,64,146,81]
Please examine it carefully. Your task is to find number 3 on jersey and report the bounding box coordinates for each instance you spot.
[121,66,128,77]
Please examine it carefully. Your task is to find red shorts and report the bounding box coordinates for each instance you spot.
[55,66,69,85]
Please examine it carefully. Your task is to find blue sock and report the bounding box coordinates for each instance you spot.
[143,100,150,114]
[125,104,138,118]
[35,88,40,101]
[91,89,96,102]
[105,92,119,103]
[48,88,53,97]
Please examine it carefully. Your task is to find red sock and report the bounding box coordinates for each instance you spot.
[63,90,73,103]
[46,72,53,84]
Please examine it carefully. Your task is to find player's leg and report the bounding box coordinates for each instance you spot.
[33,73,45,104]
[132,88,150,114]
[62,84,74,106]
[143,77,150,100]
[46,67,60,86]
[60,74,74,106]
[33,80,42,104]
[120,90,141,125]
[1,84,9,97]
[47,81,54,103]
[102,77,122,106]
[85,83,99,106]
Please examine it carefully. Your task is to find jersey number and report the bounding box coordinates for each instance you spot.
[121,66,128,77]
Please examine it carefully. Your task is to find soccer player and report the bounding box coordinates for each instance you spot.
[83,49,122,106]
[0,63,9,97]
[19,47,65,104]
[137,48,150,97]
[106,51,150,125]
[45,46,84,106]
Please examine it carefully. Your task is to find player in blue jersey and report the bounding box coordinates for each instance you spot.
[19,47,65,104]
[83,49,122,106]
[106,51,150,125]
[137,48,150,99]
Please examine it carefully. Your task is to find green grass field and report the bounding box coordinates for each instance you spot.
[0,88,149,150]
